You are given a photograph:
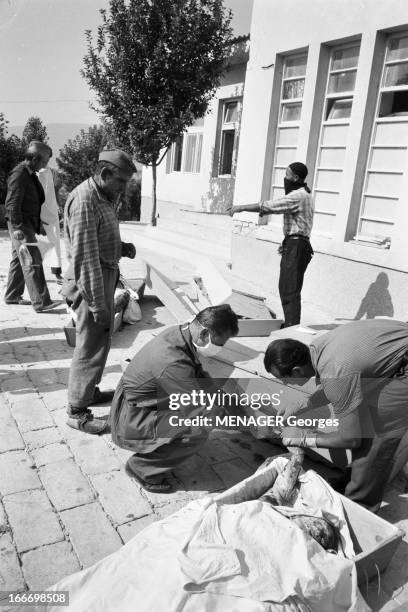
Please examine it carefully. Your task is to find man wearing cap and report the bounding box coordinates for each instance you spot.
[229,162,314,328]
[62,149,137,434]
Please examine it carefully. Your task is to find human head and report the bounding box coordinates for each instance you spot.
[94,149,136,201]
[286,162,308,183]
[290,514,339,552]
[25,140,52,171]
[264,338,314,381]
[190,304,239,348]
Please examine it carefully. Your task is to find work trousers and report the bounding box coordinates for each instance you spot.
[111,382,207,479]
[279,236,313,327]
[345,366,408,513]
[4,222,51,310]
[66,267,118,410]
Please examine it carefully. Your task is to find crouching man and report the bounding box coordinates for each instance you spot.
[110,305,239,492]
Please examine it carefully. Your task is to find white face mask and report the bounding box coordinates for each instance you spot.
[193,330,223,358]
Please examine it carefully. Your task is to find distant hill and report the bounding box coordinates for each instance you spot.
[9,123,95,167]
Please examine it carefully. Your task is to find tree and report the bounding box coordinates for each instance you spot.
[22,116,48,146]
[56,124,110,192]
[0,113,24,216]
[82,0,233,225]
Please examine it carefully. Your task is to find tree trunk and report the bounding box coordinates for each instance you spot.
[151,161,157,226]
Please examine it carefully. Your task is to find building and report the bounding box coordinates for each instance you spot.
[142,0,408,320]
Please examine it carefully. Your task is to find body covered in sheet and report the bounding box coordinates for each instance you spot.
[41,457,370,612]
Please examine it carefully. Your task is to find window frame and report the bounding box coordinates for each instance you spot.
[217,98,241,177]
[354,33,408,247]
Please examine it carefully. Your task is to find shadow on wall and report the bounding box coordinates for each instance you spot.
[354,272,394,320]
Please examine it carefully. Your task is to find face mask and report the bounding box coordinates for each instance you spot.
[284,178,299,195]
[193,332,223,357]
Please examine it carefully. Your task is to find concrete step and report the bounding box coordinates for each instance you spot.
[156,217,230,245]
[156,201,232,230]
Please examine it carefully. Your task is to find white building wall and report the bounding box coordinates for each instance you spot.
[233,0,408,274]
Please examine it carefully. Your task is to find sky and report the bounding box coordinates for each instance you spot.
[0,0,254,127]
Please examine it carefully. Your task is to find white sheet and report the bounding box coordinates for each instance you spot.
[42,458,370,612]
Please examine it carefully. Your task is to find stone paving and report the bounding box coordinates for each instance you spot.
[0,226,407,611]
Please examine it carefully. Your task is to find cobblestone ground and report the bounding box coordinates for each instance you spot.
[0,227,407,611]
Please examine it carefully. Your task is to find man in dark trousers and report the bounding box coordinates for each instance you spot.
[4,140,59,312]
[110,305,239,492]
[63,149,136,435]
[230,162,314,327]
[263,318,408,512]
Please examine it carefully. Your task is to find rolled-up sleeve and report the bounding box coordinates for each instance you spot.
[68,200,105,313]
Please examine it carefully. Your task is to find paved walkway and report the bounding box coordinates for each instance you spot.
[0,226,407,611]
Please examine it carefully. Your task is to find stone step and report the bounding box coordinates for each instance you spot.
[156,216,230,245]
[144,227,231,260]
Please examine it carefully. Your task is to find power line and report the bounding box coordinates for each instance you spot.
[0,99,90,103]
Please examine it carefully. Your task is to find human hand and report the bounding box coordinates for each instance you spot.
[13,230,25,241]
[122,242,136,259]
[93,310,110,328]
[228,206,240,217]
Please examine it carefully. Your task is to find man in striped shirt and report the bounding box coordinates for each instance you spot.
[62,150,136,434]
[230,162,314,327]
[263,318,408,512]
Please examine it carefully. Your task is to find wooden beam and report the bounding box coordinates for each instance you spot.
[236,318,283,337]
[145,262,198,322]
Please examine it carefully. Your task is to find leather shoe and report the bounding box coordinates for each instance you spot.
[67,413,107,435]
[125,460,173,492]
[89,387,115,405]
[35,300,62,312]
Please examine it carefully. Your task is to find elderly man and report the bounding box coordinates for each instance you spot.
[230,162,314,328]
[263,318,408,512]
[63,149,136,434]
[111,304,239,492]
[4,140,59,312]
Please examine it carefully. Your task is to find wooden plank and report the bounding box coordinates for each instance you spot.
[198,258,231,305]
[145,262,197,322]
[224,291,273,319]
[237,319,283,337]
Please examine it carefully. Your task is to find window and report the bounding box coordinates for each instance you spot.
[166,117,204,174]
[313,44,360,236]
[166,136,184,173]
[355,34,408,246]
[270,53,308,202]
[183,133,203,173]
[217,100,240,176]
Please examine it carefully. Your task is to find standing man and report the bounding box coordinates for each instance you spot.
[63,150,137,435]
[263,318,408,512]
[4,140,59,311]
[110,305,239,492]
[230,162,314,327]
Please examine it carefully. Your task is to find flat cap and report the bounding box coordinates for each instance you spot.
[98,149,136,174]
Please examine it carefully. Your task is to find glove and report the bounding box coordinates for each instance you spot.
[122,242,136,259]
[93,310,110,328]
[282,427,317,448]
[13,230,25,241]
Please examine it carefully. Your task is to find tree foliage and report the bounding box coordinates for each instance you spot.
[0,113,24,211]
[56,124,111,192]
[22,116,49,146]
[82,0,233,224]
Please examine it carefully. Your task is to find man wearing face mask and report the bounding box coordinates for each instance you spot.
[110,304,239,492]
[62,149,137,434]
[229,162,314,328]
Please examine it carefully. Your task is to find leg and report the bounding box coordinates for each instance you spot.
[279,239,312,327]
[4,241,25,302]
[127,436,206,481]
[345,434,401,512]
[6,223,51,310]
[67,268,117,411]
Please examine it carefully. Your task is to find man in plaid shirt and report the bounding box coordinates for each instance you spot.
[230,162,314,327]
[62,149,136,434]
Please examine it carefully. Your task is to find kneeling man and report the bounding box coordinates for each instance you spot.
[111,305,239,492]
